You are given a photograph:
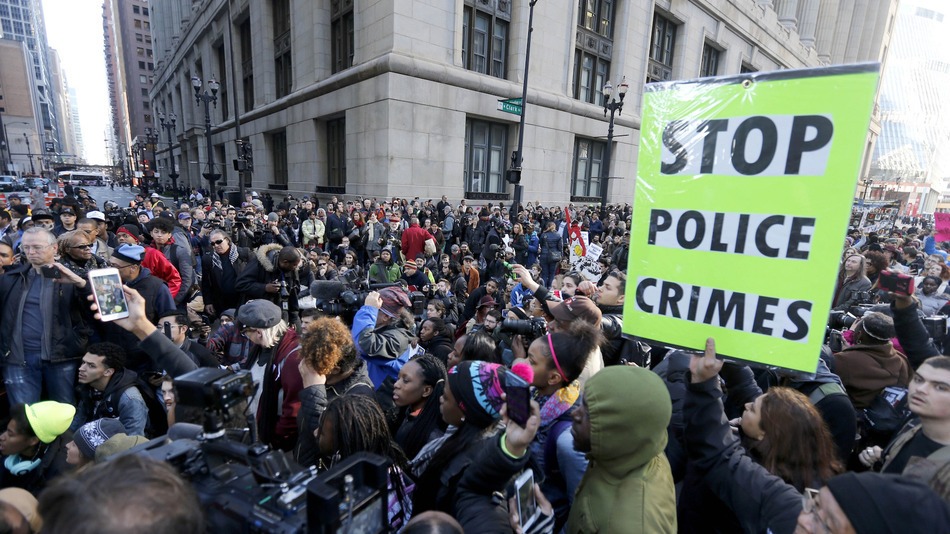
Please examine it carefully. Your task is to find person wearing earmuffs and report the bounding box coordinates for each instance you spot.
[0,401,75,495]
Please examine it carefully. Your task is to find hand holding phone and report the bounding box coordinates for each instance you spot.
[88,268,130,322]
[40,265,61,279]
[505,370,531,428]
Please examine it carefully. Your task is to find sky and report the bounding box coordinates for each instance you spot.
[42,0,110,165]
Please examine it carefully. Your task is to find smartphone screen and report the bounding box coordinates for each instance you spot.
[505,371,531,427]
[515,470,539,530]
[88,268,130,322]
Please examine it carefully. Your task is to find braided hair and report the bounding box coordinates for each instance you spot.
[321,395,409,472]
[395,355,447,460]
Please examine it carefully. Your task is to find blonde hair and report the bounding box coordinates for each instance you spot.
[257,321,289,349]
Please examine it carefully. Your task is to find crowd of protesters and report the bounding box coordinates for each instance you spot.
[0,185,945,533]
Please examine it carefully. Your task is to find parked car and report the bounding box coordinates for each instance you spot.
[0,176,20,192]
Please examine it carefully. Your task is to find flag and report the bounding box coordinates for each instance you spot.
[566,207,587,263]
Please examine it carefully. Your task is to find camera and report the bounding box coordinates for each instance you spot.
[500,317,548,342]
[127,367,390,534]
[311,270,396,323]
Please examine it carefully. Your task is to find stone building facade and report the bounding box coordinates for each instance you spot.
[149,0,894,204]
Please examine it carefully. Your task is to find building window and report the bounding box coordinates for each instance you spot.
[331,0,354,73]
[240,17,255,112]
[461,1,509,78]
[141,88,148,96]
[134,19,141,28]
[215,45,229,120]
[578,0,614,38]
[574,0,613,105]
[136,33,143,43]
[740,62,757,73]
[327,118,346,189]
[143,7,148,16]
[571,138,605,198]
[133,5,140,14]
[700,43,720,77]
[138,61,146,69]
[464,119,508,194]
[270,131,288,187]
[139,74,148,83]
[647,12,677,83]
[137,47,145,56]
[273,0,292,98]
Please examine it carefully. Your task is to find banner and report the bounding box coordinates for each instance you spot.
[623,64,880,373]
[935,212,950,242]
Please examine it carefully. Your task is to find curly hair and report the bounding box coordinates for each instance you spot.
[300,317,356,375]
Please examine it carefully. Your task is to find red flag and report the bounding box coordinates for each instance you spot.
[566,207,586,260]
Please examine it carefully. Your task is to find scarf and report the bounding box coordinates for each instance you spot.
[534,381,580,427]
[211,244,239,272]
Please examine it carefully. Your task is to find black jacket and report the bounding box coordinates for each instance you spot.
[683,376,802,534]
[0,434,71,496]
[294,359,375,467]
[420,334,454,367]
[455,434,529,534]
[200,246,252,313]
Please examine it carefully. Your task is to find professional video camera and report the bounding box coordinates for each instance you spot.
[127,367,390,534]
[310,270,396,322]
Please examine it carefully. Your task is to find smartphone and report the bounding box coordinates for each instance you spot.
[878,270,915,296]
[40,265,61,279]
[505,370,531,428]
[88,268,130,322]
[513,470,540,531]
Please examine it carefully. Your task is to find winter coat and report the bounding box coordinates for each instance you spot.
[141,246,182,298]
[568,367,676,533]
[540,231,562,264]
[200,245,252,312]
[253,329,304,452]
[683,376,802,534]
[369,259,401,284]
[511,234,529,265]
[454,433,530,534]
[71,368,148,436]
[235,244,312,324]
[401,224,434,262]
[294,359,375,466]
[351,305,412,387]
[152,238,194,305]
[0,263,92,366]
[527,233,540,267]
[834,343,910,409]
[420,334,454,367]
[97,268,175,373]
[832,275,872,310]
[0,433,71,496]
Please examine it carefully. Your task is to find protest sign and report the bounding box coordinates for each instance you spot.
[935,213,950,242]
[623,64,880,373]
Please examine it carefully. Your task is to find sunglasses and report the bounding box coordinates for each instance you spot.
[70,244,93,250]
[317,263,327,267]
[211,239,227,245]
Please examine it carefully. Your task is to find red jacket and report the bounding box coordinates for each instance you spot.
[143,246,182,298]
[257,328,303,451]
[401,224,434,261]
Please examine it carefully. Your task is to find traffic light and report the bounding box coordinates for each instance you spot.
[243,142,254,172]
[506,168,521,185]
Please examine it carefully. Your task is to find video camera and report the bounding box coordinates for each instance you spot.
[310,270,396,322]
[500,316,548,343]
[127,367,390,534]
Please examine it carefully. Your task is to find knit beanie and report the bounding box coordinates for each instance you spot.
[447,361,509,429]
[74,418,126,460]
[24,401,75,444]
[826,472,950,533]
[116,224,141,242]
[378,286,411,318]
[94,433,150,463]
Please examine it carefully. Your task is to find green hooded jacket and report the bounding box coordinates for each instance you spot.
[568,366,676,533]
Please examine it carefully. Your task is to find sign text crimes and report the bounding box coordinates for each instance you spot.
[634,113,832,342]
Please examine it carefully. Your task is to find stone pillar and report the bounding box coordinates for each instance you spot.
[756,0,774,8]
[815,0,839,63]
[774,0,800,31]
[844,0,869,64]
[796,0,820,48]
[831,0,855,64]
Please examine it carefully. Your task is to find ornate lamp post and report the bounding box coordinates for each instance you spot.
[600,76,628,219]
[159,111,180,203]
[192,76,221,200]
[144,127,159,193]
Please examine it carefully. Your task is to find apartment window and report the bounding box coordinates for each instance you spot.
[273,0,293,98]
[215,45,229,120]
[461,1,510,78]
[141,88,148,96]
[647,13,677,83]
[138,61,146,69]
[143,7,149,16]
[147,62,154,71]
[572,138,606,198]
[331,0,354,73]
[137,47,145,56]
[144,21,150,30]
[740,62,757,73]
[134,19,141,29]
[270,131,288,187]
[136,33,143,43]
[140,74,147,83]
[574,0,613,105]
[240,18,255,111]
[133,5,140,14]
[146,49,153,58]
[327,118,346,189]
[578,0,614,38]
[700,43,720,77]
[464,119,508,194]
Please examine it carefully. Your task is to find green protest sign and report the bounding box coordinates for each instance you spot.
[623,64,880,373]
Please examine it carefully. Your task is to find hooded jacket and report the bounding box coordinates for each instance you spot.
[834,342,910,409]
[71,368,148,436]
[235,244,312,320]
[568,366,676,534]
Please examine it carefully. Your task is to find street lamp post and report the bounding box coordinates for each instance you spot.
[600,77,628,219]
[145,127,160,194]
[192,76,221,200]
[22,133,35,175]
[507,0,539,220]
[159,111,180,203]
[132,141,146,193]
[862,178,873,201]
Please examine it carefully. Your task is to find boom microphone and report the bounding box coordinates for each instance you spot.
[310,280,346,301]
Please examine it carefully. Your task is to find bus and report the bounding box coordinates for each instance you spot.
[57,171,111,187]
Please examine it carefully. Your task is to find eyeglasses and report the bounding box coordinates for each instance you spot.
[211,239,227,246]
[109,263,134,270]
[317,263,327,267]
[70,244,93,250]
[21,244,51,252]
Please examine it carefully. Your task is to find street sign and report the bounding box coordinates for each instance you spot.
[44,141,55,153]
[497,98,522,116]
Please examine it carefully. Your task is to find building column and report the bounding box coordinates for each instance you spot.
[830,0,855,64]
[815,0,839,63]
[756,0,775,8]
[844,0,870,64]
[861,0,892,62]
[774,0,800,31]
[796,0,820,48]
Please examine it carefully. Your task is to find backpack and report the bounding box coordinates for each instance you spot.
[105,379,170,439]
[862,386,912,440]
